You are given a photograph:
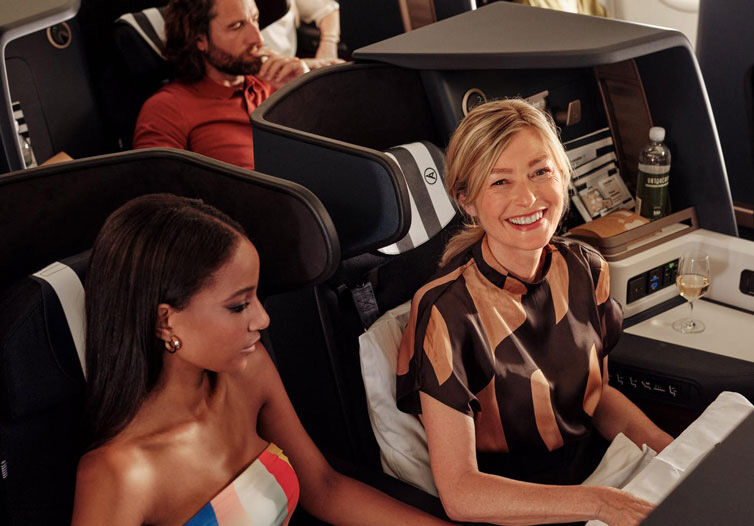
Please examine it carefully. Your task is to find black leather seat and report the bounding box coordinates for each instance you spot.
[0,148,339,525]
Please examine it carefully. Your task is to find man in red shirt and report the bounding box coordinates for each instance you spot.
[133,0,311,169]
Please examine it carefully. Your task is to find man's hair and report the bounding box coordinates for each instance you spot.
[164,0,217,82]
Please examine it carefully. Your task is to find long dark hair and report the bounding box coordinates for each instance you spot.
[164,0,217,82]
[84,194,246,449]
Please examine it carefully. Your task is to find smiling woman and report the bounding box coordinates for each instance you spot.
[71,194,451,526]
[396,99,673,526]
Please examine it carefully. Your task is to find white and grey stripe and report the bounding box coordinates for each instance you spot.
[380,142,457,255]
[118,7,167,58]
[32,262,86,378]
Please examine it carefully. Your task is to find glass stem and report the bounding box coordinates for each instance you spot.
[689,300,694,317]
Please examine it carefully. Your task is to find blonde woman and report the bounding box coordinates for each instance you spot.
[396,99,672,525]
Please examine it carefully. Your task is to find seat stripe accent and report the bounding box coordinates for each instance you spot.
[32,262,86,378]
[384,151,428,254]
[379,141,456,255]
[118,9,166,58]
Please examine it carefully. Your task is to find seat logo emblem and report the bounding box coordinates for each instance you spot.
[423,167,438,185]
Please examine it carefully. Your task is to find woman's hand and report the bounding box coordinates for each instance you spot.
[593,486,655,526]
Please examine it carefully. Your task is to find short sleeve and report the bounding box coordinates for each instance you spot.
[133,90,189,151]
[396,286,482,418]
[296,0,339,24]
[580,243,623,356]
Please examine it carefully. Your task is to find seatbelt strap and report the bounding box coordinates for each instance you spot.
[350,280,381,330]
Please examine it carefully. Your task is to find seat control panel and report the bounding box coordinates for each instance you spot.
[626,258,679,304]
[608,364,701,406]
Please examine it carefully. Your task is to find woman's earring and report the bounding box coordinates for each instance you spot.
[165,335,182,354]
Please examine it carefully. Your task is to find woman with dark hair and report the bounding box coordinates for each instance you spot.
[72,194,450,526]
[397,100,673,525]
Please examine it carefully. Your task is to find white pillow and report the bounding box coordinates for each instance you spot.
[358,301,438,495]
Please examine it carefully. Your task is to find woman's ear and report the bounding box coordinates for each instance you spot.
[155,304,174,341]
[458,193,477,218]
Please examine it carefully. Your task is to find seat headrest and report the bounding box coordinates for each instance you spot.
[379,141,457,255]
[117,7,167,59]
[0,252,89,420]
[114,7,170,78]
[113,1,292,76]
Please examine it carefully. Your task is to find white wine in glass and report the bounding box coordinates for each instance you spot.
[672,252,711,333]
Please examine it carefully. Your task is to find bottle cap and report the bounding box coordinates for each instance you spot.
[649,126,665,142]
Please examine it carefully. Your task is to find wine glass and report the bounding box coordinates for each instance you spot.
[672,251,711,333]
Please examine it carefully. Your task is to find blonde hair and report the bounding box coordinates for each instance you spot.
[440,98,572,266]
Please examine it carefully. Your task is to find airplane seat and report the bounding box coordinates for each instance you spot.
[697,0,754,219]
[253,76,466,482]
[3,15,115,166]
[76,0,289,150]
[0,252,88,526]
[0,148,340,526]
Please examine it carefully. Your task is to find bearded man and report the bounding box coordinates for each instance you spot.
[133,0,314,169]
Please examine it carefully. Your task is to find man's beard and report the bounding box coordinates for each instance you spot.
[203,39,262,76]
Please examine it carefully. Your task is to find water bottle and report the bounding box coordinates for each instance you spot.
[636,126,671,219]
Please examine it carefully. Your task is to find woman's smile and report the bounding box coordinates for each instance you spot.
[506,208,546,227]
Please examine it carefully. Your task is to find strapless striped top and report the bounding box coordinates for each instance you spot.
[183,443,299,526]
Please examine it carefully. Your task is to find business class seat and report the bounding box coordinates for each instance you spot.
[0,0,291,171]
[0,149,340,525]
[248,66,472,488]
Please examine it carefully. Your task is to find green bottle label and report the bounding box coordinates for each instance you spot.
[637,163,670,219]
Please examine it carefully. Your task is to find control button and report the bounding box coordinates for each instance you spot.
[627,274,647,303]
[663,259,679,287]
[647,267,663,294]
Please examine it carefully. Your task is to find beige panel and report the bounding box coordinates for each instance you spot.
[530,369,564,451]
[474,376,509,452]
[582,344,603,416]
[546,250,570,324]
[595,257,610,305]
[465,265,526,356]
[424,305,454,385]
[397,262,471,375]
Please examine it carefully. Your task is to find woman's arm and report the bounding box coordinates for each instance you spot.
[420,392,653,526]
[314,9,340,59]
[593,358,674,453]
[255,347,449,526]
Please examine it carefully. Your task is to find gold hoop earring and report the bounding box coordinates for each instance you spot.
[165,335,182,354]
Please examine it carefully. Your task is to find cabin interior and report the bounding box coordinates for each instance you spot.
[1,1,754,525]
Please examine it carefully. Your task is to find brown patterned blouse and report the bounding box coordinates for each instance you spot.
[396,236,621,483]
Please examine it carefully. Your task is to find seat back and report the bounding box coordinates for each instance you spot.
[0,148,339,525]
[697,0,754,206]
[0,253,88,526]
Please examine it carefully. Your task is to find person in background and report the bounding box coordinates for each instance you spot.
[71,193,451,526]
[261,0,344,67]
[134,0,310,169]
[397,99,672,526]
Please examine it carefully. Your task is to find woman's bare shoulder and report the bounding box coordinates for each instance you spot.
[229,344,280,400]
[73,442,154,525]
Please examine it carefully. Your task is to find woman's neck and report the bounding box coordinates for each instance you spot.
[147,359,217,422]
[484,236,545,283]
